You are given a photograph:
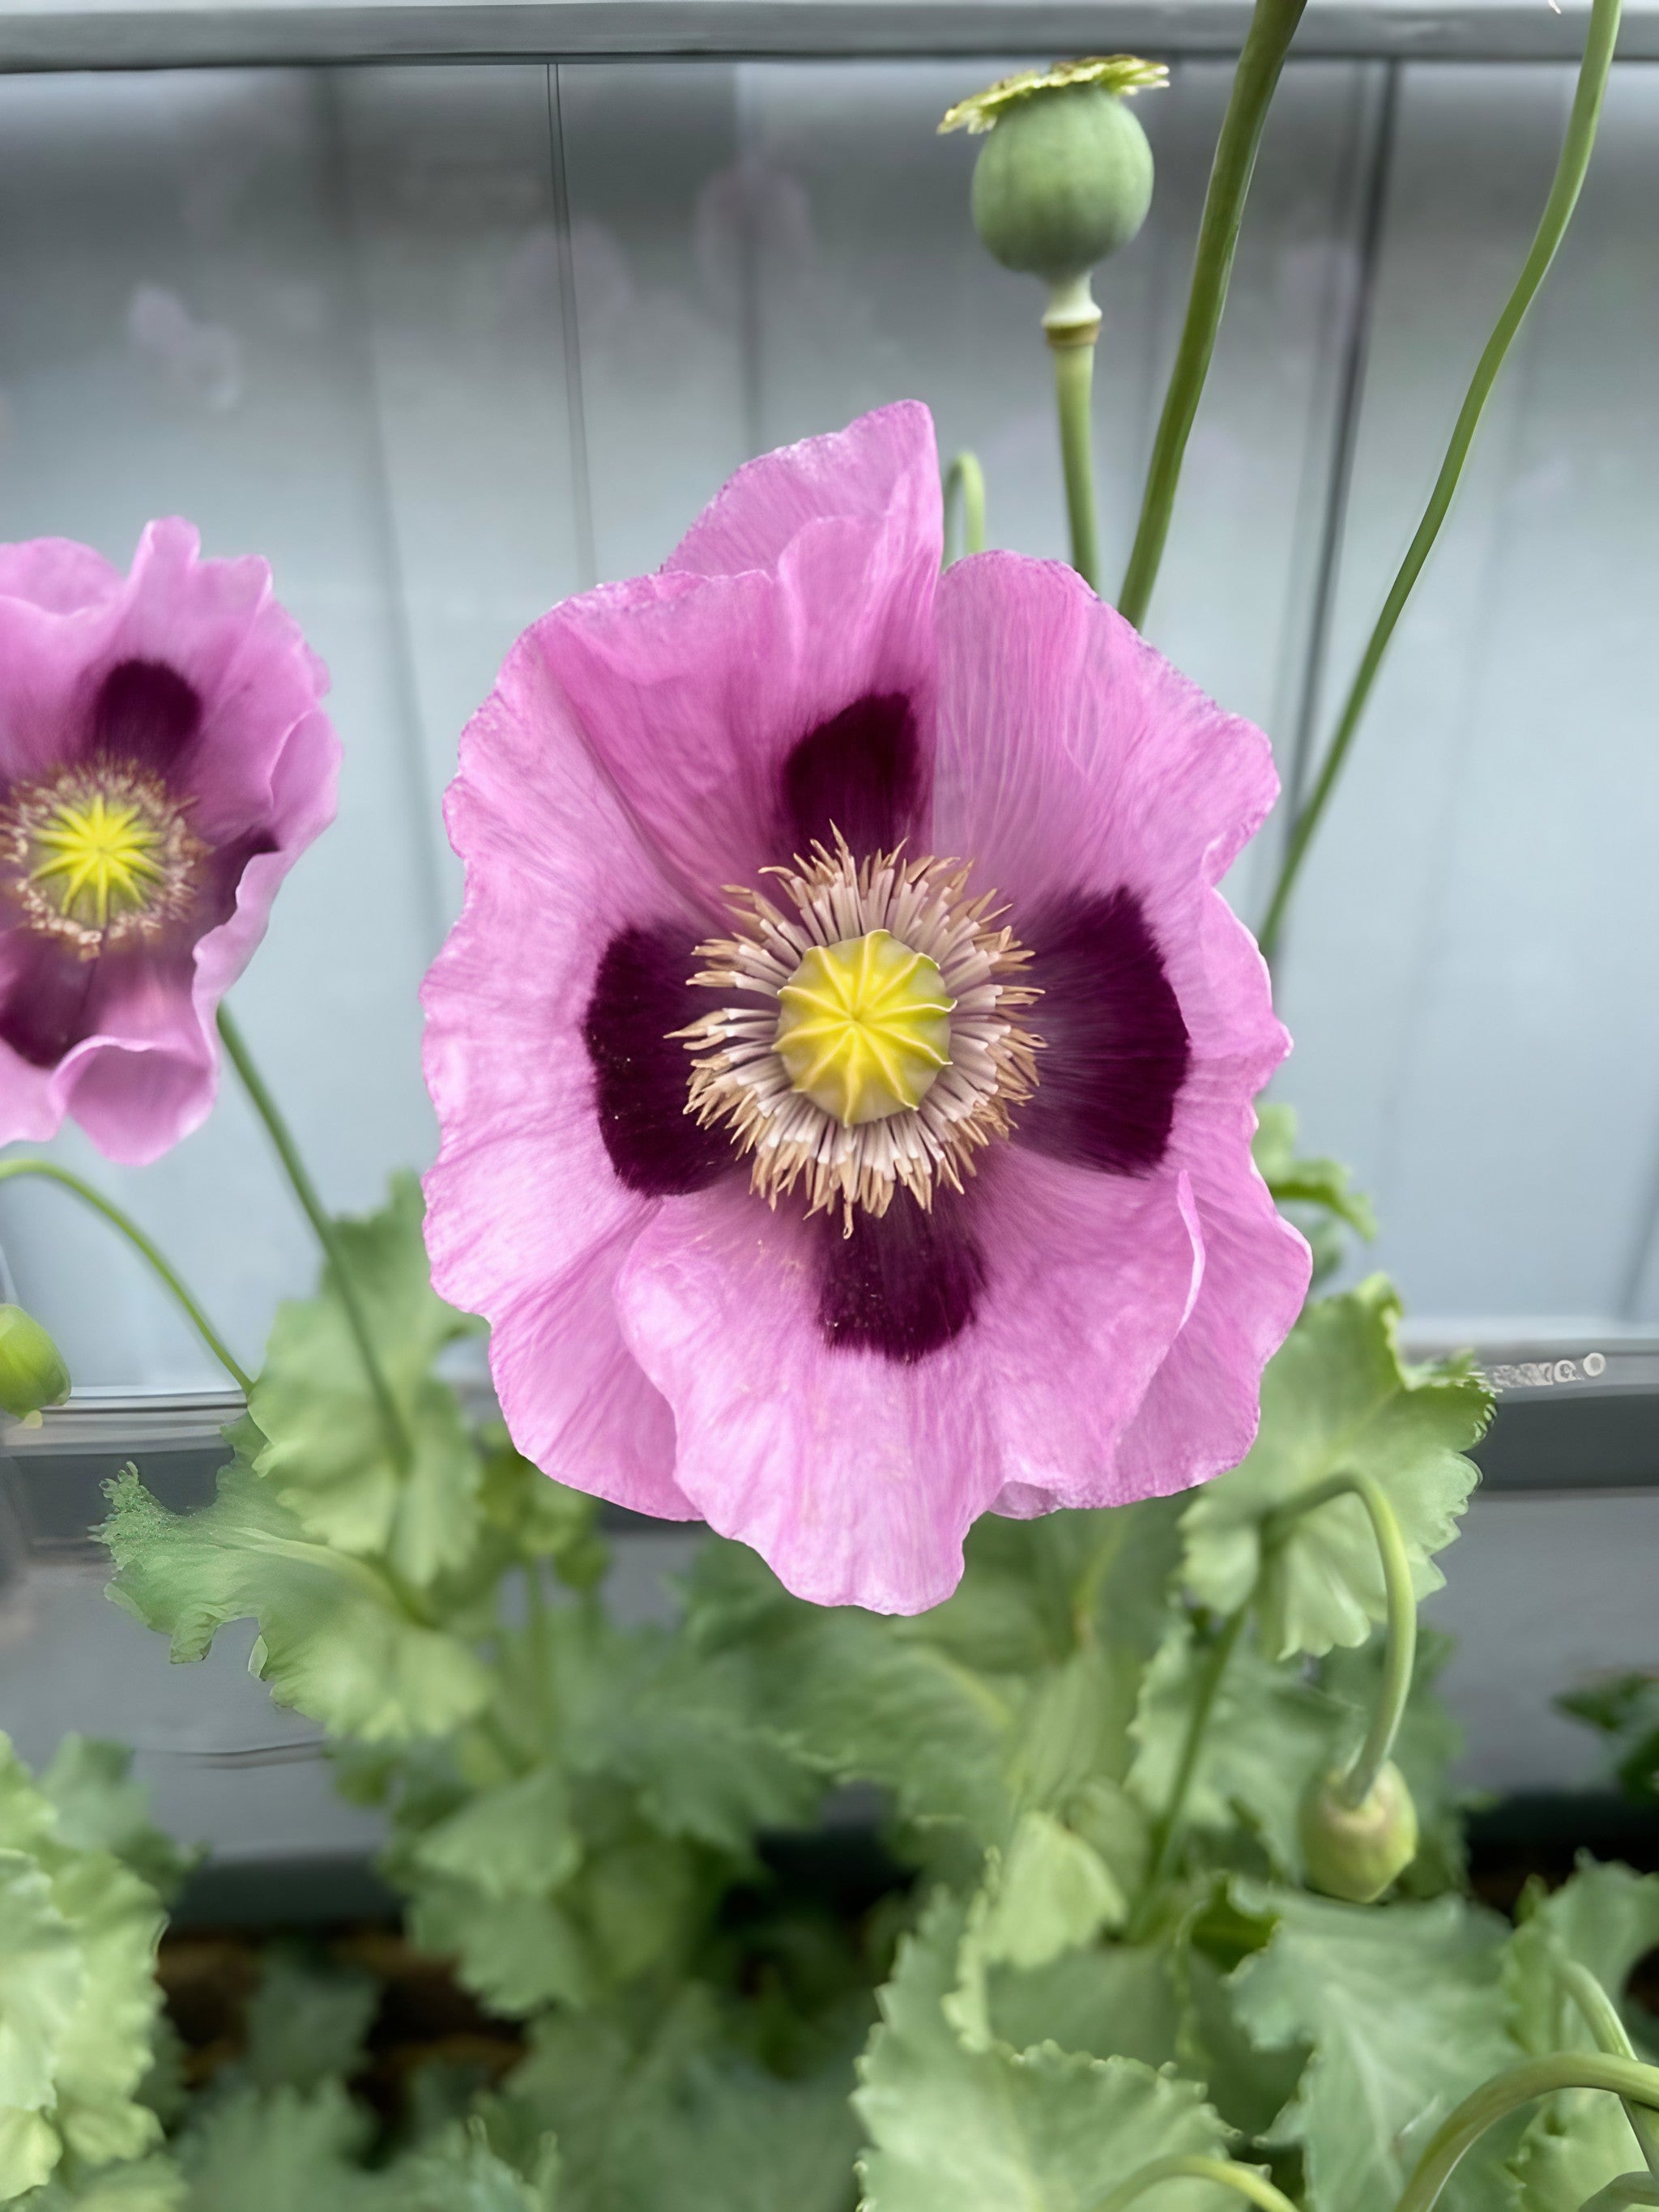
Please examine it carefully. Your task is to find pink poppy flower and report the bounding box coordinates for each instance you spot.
[0,521,338,1166]
[423,404,1309,1614]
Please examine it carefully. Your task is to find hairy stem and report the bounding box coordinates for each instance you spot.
[1268,1471,1415,1805]
[1094,2154,1301,2212]
[1557,1956,1659,2176]
[1130,1604,1247,1933]
[0,1158,252,1395]
[217,1004,413,1472]
[1116,0,1307,628]
[1393,2055,1659,2212]
[943,452,987,562]
[1256,0,1622,965]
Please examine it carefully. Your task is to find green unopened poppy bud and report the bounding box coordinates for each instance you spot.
[1299,1762,1419,1904]
[940,58,1163,287]
[0,1303,70,1426]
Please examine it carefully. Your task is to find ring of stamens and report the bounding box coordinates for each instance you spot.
[0,763,205,959]
[679,838,1041,1230]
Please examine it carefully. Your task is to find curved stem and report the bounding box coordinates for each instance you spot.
[1268,1472,1415,1805]
[1116,0,1307,629]
[1393,2055,1659,2212]
[0,1158,252,1395]
[1256,0,1621,965]
[1094,2154,1301,2212]
[216,1005,412,1472]
[1129,1605,1247,1935]
[1557,1957,1659,2176]
[1583,2180,1659,2212]
[943,452,987,563]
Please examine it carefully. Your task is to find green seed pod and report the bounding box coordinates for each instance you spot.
[940,60,1162,288]
[0,1303,70,1426]
[1299,1762,1419,1905]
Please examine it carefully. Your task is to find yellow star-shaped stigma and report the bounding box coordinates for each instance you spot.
[31,788,168,931]
[774,930,955,1127]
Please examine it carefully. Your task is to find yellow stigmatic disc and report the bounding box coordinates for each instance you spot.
[774,930,955,1127]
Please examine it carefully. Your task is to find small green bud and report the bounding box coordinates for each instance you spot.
[0,1303,70,1426]
[1299,1762,1418,1903]
[941,58,1163,287]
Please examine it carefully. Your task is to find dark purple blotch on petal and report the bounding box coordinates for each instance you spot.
[91,660,202,779]
[0,940,98,1069]
[584,923,733,1198]
[818,1186,983,1362]
[1016,888,1190,1175]
[780,693,925,859]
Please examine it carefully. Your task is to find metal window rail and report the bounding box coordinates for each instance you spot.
[1,0,1658,75]
[3,1331,1653,1575]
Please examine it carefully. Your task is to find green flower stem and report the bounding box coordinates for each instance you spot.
[1094,2154,1302,2212]
[943,451,987,563]
[1392,2055,1659,2212]
[1267,1471,1414,1806]
[1046,275,1102,590]
[0,1157,252,1396]
[1129,1603,1247,1935]
[1116,0,1307,629]
[1557,1957,1659,2176]
[1256,0,1621,966]
[216,1004,413,1474]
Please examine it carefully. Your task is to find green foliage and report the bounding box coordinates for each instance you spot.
[72,1160,1659,2212]
[0,1739,172,2202]
[36,1744,197,1907]
[685,1498,1183,1876]
[1129,1617,1342,1882]
[1558,1673,1659,1805]
[1181,1279,1491,1659]
[494,1993,859,2212]
[1227,1882,1517,2212]
[101,1458,493,1743]
[1500,1861,1659,2212]
[238,1951,380,2095]
[249,1173,484,1588]
[855,1891,1239,2210]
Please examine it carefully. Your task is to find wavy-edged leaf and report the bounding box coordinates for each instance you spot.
[1507,1859,1659,2058]
[1228,1882,1516,2212]
[855,1890,1239,2211]
[176,2082,377,2212]
[249,1172,482,1588]
[498,1994,858,2212]
[19,2152,184,2210]
[390,2117,560,2211]
[102,1463,492,1743]
[0,1851,83,2152]
[241,1950,380,2094]
[1182,1280,1491,1659]
[38,1741,197,1904]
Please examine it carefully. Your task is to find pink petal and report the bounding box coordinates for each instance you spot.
[487,1211,693,1520]
[1114,1110,1311,1500]
[613,1148,1202,1615]
[664,400,940,582]
[423,632,691,1324]
[933,553,1279,924]
[518,409,942,903]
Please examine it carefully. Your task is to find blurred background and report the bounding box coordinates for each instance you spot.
[0,2,1653,1857]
